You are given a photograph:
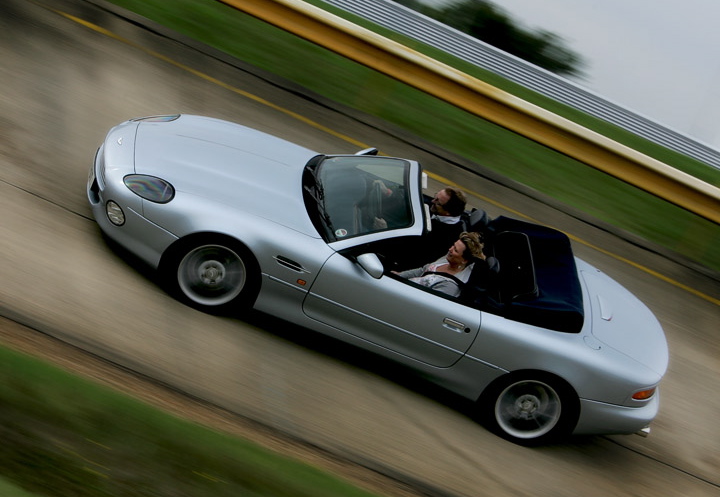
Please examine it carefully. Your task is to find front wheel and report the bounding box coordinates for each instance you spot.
[479,373,578,445]
[163,237,259,314]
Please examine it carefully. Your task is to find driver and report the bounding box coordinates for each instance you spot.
[426,186,467,256]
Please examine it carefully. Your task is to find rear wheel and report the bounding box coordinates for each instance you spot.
[480,373,578,445]
[163,236,259,313]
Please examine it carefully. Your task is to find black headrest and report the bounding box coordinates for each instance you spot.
[463,208,489,232]
[486,256,500,274]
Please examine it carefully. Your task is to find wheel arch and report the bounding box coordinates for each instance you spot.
[479,369,579,402]
[160,231,256,268]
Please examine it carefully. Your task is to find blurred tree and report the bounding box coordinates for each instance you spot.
[393,0,584,77]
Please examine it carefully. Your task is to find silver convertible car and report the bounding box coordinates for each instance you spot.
[87,114,668,445]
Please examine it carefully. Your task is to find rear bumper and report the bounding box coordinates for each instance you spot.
[573,391,660,436]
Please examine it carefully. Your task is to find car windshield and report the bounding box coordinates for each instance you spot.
[303,155,413,242]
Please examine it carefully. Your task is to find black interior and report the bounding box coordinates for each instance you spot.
[356,211,585,334]
[467,216,585,333]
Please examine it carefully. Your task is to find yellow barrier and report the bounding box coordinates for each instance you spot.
[219,0,720,225]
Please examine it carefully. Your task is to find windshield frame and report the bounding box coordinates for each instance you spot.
[302,155,426,246]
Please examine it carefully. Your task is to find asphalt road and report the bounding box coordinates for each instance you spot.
[1,0,719,496]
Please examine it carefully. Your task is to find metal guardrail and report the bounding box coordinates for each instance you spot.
[218,0,720,224]
[324,0,720,170]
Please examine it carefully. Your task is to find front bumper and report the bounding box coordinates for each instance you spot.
[87,141,177,269]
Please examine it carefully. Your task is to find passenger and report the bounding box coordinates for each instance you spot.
[393,232,485,297]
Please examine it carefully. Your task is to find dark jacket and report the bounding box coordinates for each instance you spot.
[399,217,464,270]
[425,217,464,261]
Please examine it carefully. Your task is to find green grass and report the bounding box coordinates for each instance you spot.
[105,0,719,271]
[0,344,384,497]
[0,476,38,497]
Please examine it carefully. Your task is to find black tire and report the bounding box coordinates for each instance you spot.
[479,372,579,445]
[161,235,259,314]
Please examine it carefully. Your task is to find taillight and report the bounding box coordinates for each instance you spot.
[632,387,657,401]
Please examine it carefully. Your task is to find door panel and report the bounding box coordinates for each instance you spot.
[303,253,481,367]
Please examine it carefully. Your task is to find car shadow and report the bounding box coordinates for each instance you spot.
[242,307,476,414]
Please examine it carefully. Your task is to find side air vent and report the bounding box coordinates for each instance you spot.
[274,255,308,273]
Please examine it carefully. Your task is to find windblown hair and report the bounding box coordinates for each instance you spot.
[459,231,485,261]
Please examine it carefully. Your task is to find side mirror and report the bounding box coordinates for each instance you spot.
[356,253,384,279]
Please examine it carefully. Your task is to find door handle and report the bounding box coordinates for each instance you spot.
[443,317,470,333]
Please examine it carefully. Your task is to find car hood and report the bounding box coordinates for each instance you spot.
[578,262,668,377]
[133,114,319,233]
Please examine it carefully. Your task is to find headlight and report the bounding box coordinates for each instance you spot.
[123,175,175,203]
[106,201,125,226]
